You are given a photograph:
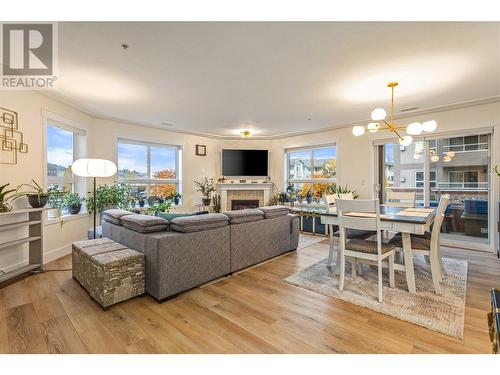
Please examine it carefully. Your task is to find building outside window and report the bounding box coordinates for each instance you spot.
[117,139,182,205]
[285,144,336,200]
[378,132,491,248]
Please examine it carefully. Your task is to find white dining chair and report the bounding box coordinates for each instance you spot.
[336,198,396,302]
[385,190,416,207]
[389,194,450,294]
[323,194,336,207]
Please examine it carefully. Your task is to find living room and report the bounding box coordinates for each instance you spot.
[1,1,500,371]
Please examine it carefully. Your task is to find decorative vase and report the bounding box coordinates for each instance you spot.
[0,201,12,213]
[202,197,211,206]
[27,194,48,208]
[67,204,81,215]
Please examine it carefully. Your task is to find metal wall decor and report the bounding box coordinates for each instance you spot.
[0,107,28,164]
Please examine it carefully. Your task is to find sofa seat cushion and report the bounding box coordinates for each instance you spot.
[170,213,229,233]
[259,205,289,219]
[224,209,264,224]
[120,214,168,233]
[102,209,134,225]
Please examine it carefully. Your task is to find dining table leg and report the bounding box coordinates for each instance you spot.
[327,224,334,267]
[401,232,416,294]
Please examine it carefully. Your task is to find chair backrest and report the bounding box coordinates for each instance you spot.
[385,190,416,207]
[430,194,450,252]
[336,198,382,255]
[336,198,381,232]
[323,194,336,207]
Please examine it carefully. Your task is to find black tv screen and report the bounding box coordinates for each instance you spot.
[222,149,269,176]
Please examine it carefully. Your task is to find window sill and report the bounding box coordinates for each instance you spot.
[45,212,90,226]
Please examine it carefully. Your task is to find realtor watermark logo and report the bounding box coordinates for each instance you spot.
[1,22,58,90]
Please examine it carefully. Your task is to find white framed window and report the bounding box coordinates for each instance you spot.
[117,138,182,204]
[285,144,337,199]
[44,113,87,218]
[444,135,488,153]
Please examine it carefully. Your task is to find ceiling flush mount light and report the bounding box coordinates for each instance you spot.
[240,130,252,138]
[352,82,437,146]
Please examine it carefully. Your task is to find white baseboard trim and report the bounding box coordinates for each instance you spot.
[0,244,72,274]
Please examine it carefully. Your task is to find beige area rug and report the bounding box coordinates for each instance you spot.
[297,233,327,250]
[285,254,468,338]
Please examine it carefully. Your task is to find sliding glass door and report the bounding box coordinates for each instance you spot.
[377,132,492,248]
[427,134,490,245]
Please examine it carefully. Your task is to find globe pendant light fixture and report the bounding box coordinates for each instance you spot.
[352,81,437,146]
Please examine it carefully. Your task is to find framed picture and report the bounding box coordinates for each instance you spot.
[196,144,206,156]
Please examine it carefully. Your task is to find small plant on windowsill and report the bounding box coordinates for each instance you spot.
[62,192,85,215]
[169,191,182,205]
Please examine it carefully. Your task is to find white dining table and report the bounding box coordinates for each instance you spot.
[320,205,436,293]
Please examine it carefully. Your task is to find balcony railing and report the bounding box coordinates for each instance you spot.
[441,142,488,153]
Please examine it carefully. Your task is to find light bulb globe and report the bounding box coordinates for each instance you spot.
[406,122,423,135]
[399,135,413,147]
[371,108,386,121]
[352,126,365,137]
[422,120,437,132]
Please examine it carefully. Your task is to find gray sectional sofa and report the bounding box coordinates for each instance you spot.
[101,207,299,302]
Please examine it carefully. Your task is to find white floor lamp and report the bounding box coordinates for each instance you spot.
[71,159,117,239]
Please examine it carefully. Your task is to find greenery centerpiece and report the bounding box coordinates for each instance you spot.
[194,177,215,206]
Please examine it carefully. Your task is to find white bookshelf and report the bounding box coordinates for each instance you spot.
[0,208,46,283]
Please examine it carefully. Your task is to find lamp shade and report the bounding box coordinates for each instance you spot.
[71,158,117,177]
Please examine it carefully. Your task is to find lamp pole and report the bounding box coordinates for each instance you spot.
[93,176,97,239]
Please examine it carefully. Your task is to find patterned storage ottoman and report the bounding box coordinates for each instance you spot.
[72,238,145,310]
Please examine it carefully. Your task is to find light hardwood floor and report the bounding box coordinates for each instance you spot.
[0,238,497,354]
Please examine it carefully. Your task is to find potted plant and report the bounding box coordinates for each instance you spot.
[335,185,360,199]
[0,183,16,212]
[86,183,131,214]
[149,201,172,215]
[212,193,221,213]
[63,192,84,214]
[138,194,146,208]
[15,179,49,208]
[194,177,215,206]
[47,186,67,217]
[169,191,182,205]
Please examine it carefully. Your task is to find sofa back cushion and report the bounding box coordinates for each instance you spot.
[259,205,289,219]
[121,214,169,233]
[170,213,229,233]
[102,209,135,225]
[223,209,264,224]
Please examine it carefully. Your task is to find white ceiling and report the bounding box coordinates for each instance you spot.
[50,22,500,138]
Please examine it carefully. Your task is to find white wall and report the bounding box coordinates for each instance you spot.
[1,90,499,273]
[0,91,94,271]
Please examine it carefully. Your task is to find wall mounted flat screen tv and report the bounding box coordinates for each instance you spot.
[222,149,269,176]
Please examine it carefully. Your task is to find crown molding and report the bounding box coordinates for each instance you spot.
[41,93,500,141]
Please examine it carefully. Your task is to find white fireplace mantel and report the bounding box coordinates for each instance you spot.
[216,182,273,211]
